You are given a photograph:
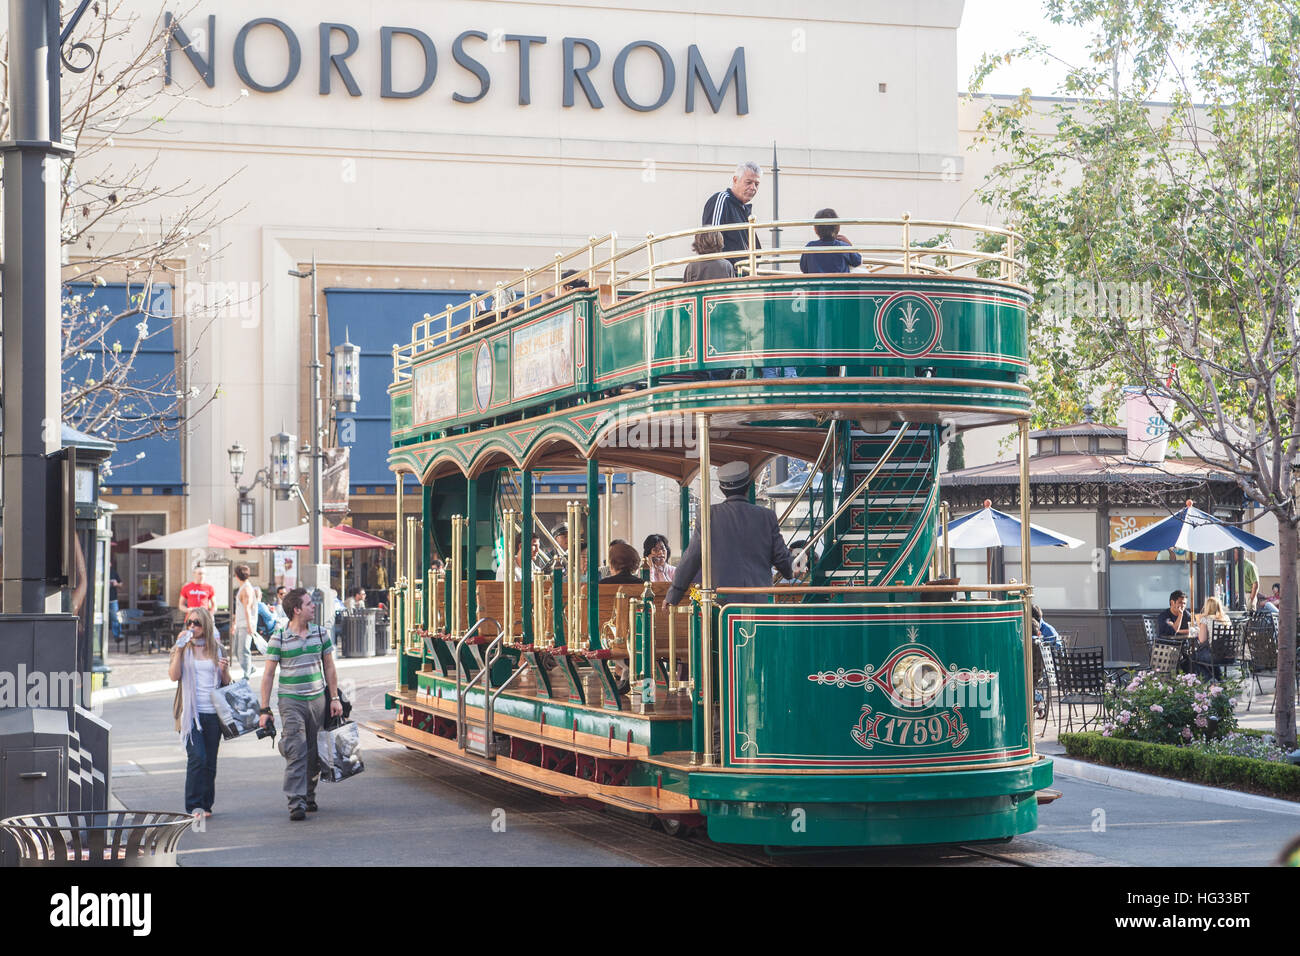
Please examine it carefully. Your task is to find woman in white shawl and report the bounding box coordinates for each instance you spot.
[169,607,229,816]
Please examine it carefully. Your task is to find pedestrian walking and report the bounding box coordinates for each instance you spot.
[258,587,343,821]
[168,607,229,816]
[233,564,261,679]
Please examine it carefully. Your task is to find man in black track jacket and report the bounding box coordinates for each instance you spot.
[701,161,763,264]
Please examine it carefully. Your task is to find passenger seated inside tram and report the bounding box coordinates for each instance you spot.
[777,539,813,584]
[600,541,643,585]
[642,534,676,582]
[683,231,736,284]
[799,208,863,274]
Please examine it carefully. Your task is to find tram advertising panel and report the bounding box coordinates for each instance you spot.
[513,309,574,400]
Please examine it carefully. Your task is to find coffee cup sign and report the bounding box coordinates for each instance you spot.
[1123,387,1174,463]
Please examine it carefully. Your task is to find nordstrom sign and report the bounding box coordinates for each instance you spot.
[164,14,749,114]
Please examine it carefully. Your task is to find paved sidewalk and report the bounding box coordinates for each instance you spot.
[96,646,398,705]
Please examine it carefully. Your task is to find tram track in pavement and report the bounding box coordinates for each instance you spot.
[351,667,1046,867]
[377,746,1044,867]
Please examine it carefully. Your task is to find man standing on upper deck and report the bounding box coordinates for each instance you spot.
[666,462,793,607]
[702,162,763,264]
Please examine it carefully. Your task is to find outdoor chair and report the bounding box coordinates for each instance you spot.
[1121,617,1152,668]
[119,608,146,654]
[1146,640,1182,677]
[1051,644,1106,734]
[1243,620,1277,712]
[1198,621,1246,686]
[1143,616,1158,661]
[1033,638,1059,738]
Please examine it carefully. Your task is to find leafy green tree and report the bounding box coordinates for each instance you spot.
[972,0,1300,745]
[947,432,966,472]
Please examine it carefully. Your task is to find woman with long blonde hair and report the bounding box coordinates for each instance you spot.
[168,607,229,816]
[1193,596,1230,678]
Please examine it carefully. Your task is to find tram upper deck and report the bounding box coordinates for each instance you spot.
[388,216,1029,479]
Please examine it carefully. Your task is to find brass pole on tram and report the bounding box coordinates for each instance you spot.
[503,508,517,644]
[395,474,404,663]
[696,413,716,767]
[587,459,601,650]
[1018,419,1035,758]
[522,470,534,645]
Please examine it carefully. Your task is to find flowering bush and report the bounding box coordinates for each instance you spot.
[1185,732,1291,763]
[1100,671,1237,746]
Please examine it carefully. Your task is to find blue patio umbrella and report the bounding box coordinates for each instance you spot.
[946,500,1084,550]
[1109,500,1273,604]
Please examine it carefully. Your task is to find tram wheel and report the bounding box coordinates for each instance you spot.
[657,817,693,838]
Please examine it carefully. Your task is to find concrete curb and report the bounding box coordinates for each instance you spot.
[1051,755,1300,817]
[92,655,395,705]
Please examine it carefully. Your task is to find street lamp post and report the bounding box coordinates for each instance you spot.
[289,257,330,615]
[227,441,273,535]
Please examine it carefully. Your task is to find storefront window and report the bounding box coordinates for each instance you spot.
[1109,562,1190,610]
[111,513,167,612]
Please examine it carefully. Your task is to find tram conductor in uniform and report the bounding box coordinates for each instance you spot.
[665,461,794,606]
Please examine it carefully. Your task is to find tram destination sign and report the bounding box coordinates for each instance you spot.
[165,13,749,115]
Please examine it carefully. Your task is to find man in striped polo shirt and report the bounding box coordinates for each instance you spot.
[258,588,343,821]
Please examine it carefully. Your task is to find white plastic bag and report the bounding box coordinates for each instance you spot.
[317,720,365,782]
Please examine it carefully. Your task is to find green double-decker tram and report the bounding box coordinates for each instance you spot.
[380,215,1054,847]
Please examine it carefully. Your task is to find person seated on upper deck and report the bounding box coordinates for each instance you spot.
[542,270,591,302]
[683,231,737,284]
[470,299,498,332]
[799,208,863,274]
[665,461,793,607]
[702,161,762,266]
[601,542,643,585]
[1157,589,1191,639]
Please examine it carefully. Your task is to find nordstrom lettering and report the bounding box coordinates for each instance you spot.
[165,14,749,114]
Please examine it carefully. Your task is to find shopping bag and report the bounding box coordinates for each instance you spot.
[317,720,365,782]
[210,678,261,739]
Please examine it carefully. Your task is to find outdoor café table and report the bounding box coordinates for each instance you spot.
[1103,660,1142,681]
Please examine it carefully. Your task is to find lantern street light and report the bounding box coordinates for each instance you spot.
[227,441,273,535]
[269,429,298,501]
[333,331,361,415]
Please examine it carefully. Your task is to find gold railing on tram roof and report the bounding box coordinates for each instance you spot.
[389,215,1026,384]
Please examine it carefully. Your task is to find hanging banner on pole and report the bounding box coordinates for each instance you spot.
[322,447,350,513]
[274,550,297,588]
[1123,387,1174,463]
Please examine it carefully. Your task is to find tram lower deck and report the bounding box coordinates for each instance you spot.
[379,217,1053,847]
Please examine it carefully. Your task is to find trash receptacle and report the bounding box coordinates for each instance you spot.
[0,811,195,867]
[340,610,375,658]
[373,610,389,656]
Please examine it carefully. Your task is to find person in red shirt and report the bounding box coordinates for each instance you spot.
[179,566,215,611]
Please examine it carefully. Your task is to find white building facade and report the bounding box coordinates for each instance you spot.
[71,0,1014,608]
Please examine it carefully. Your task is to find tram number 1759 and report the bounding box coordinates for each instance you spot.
[852,707,969,751]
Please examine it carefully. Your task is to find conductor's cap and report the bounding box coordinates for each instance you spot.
[718,461,751,491]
